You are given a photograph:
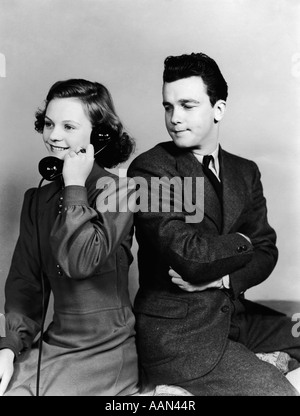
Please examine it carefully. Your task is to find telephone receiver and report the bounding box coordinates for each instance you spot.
[38,125,115,181]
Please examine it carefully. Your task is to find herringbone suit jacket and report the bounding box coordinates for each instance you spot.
[127,141,278,385]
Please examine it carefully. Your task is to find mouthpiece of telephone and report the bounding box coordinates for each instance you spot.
[38,125,116,181]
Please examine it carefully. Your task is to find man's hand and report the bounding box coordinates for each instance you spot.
[169,268,223,292]
[0,348,14,396]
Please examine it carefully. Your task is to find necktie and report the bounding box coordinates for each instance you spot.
[202,155,222,203]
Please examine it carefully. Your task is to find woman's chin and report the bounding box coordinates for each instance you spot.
[48,151,66,160]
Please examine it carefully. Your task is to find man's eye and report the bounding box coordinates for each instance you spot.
[183,105,195,109]
[164,106,172,112]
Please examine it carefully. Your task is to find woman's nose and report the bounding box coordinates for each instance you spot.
[48,127,63,142]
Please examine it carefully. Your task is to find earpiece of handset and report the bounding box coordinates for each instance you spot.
[90,127,112,143]
[91,125,117,156]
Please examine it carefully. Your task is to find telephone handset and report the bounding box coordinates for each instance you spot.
[38,125,114,181]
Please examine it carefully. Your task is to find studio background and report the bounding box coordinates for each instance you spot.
[0,0,299,316]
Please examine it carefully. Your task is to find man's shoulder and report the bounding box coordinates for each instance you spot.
[134,141,177,159]
[128,141,178,173]
[221,148,257,169]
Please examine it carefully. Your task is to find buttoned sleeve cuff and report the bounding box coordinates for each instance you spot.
[222,275,230,289]
[62,185,88,207]
[237,232,251,244]
[0,331,23,358]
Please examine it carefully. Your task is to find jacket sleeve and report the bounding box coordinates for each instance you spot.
[50,176,136,279]
[0,189,51,357]
[228,162,278,297]
[127,156,254,286]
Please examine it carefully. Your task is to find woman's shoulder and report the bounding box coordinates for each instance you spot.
[21,181,61,213]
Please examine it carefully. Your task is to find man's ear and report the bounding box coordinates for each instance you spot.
[214,100,226,122]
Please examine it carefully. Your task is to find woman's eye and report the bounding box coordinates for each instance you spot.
[64,124,75,131]
[44,121,52,128]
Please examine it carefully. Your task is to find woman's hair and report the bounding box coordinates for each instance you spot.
[35,79,135,168]
[163,52,228,106]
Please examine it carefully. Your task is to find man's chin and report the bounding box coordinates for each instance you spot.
[171,137,192,149]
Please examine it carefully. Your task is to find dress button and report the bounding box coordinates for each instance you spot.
[56,265,63,276]
[221,305,229,313]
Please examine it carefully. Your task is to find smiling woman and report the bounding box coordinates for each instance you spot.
[42,98,92,158]
[0,79,139,396]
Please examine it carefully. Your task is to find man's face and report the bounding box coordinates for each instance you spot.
[162,76,224,153]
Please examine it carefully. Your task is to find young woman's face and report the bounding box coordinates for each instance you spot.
[43,97,93,160]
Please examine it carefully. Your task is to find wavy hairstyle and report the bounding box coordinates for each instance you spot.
[163,52,228,106]
[35,79,135,168]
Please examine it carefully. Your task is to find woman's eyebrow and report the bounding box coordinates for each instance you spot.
[44,115,81,126]
[62,120,81,125]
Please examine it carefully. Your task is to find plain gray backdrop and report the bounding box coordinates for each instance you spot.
[0,0,299,315]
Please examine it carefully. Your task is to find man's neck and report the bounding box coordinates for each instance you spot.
[192,142,219,156]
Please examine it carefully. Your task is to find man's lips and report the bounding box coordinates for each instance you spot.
[172,129,188,134]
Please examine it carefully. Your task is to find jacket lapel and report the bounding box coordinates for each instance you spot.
[219,148,245,234]
[175,150,222,232]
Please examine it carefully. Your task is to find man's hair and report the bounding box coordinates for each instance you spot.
[163,53,228,106]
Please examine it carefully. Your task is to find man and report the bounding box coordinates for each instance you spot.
[127,53,300,396]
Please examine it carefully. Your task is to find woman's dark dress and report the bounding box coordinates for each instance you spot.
[0,163,139,396]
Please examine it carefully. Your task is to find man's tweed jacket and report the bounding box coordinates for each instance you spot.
[127,141,278,385]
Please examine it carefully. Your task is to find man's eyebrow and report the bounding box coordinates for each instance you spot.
[162,99,200,106]
[179,99,200,104]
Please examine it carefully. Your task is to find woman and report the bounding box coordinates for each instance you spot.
[0,79,139,396]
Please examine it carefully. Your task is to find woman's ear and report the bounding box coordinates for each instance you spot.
[214,100,226,122]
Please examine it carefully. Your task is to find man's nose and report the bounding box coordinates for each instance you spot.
[170,107,182,124]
